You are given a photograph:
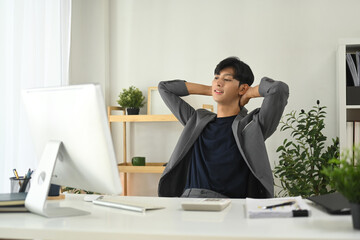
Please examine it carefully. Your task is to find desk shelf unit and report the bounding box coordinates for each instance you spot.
[337,39,360,151]
[107,106,177,195]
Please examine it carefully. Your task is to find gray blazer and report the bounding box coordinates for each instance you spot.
[158,77,289,198]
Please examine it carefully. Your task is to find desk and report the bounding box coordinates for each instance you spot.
[0,194,359,240]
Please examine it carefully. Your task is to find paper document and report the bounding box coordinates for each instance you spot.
[246,196,310,218]
[93,196,165,213]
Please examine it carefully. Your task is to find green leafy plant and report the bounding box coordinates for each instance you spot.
[274,100,339,197]
[61,186,98,195]
[322,147,360,204]
[117,86,146,109]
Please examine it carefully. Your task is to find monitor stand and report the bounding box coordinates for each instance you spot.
[25,140,90,217]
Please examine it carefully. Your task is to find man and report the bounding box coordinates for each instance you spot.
[158,57,289,198]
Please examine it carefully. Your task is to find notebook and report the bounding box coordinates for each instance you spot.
[0,192,28,213]
[307,192,350,215]
[0,205,28,212]
[246,196,310,218]
[0,192,27,206]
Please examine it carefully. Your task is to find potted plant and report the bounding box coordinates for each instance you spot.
[322,147,360,230]
[117,86,146,115]
[274,100,339,197]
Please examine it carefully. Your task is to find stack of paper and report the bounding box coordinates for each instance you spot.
[246,196,310,218]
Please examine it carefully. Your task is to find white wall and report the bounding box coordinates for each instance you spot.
[72,0,360,196]
[69,0,110,104]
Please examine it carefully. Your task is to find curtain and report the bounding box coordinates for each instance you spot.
[0,0,72,193]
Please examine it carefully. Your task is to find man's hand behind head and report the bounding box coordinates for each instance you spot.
[239,85,260,107]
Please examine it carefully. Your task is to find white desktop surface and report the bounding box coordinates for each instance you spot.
[0,194,359,240]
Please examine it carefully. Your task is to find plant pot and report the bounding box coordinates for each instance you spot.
[127,107,140,115]
[350,202,360,230]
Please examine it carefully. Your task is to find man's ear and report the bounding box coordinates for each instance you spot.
[238,84,249,96]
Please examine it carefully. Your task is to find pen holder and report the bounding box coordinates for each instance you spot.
[10,177,31,193]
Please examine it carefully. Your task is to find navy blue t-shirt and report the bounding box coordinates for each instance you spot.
[185,115,250,198]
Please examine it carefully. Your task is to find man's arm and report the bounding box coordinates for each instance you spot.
[252,77,289,140]
[185,82,212,96]
[158,80,196,126]
[240,85,260,107]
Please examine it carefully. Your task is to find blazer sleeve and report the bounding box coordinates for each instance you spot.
[158,80,195,126]
[256,77,289,140]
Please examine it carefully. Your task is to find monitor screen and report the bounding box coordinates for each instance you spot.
[22,84,122,217]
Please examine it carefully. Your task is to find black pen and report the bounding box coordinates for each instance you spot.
[262,200,296,209]
[19,177,30,192]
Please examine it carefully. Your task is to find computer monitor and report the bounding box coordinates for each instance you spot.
[22,84,122,217]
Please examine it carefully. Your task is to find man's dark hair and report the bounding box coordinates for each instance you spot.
[214,57,254,86]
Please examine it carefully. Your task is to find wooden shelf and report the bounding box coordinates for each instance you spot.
[107,105,177,195]
[118,163,166,173]
[109,114,177,123]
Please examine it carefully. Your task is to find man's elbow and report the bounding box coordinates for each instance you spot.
[275,81,289,96]
[158,81,166,90]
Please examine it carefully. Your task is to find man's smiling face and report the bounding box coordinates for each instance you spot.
[212,67,241,106]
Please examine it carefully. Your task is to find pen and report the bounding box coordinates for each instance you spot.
[19,177,30,192]
[262,200,296,209]
[25,168,32,179]
[13,169,19,179]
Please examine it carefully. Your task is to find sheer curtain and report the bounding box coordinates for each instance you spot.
[0,0,72,193]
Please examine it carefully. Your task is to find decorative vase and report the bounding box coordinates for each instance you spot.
[350,203,360,230]
[127,107,140,115]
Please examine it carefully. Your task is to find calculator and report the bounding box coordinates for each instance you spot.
[181,198,231,211]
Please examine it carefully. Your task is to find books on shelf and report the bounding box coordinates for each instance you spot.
[346,52,360,87]
[245,196,310,218]
[356,122,360,147]
[346,121,360,150]
[346,52,360,105]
